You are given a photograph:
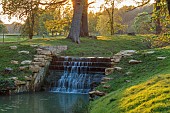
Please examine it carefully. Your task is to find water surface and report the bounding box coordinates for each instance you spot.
[0,92,89,113]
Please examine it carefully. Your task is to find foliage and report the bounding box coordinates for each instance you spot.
[0,78,15,90]
[133,12,156,34]
[45,5,72,36]
[21,35,148,57]
[88,12,98,35]
[90,46,170,113]
[0,43,36,79]
[0,20,8,33]
[152,32,170,47]
[96,15,110,35]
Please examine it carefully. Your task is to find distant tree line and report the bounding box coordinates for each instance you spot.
[1,0,170,43]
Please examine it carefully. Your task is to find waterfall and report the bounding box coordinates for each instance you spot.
[50,57,92,94]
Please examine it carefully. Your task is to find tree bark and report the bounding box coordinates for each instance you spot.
[80,0,89,37]
[155,0,162,34]
[167,0,170,15]
[111,1,114,35]
[67,0,84,43]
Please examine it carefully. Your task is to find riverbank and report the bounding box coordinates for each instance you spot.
[90,45,170,112]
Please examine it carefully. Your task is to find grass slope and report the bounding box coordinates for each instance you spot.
[90,47,170,113]
[0,35,147,83]
[22,35,147,57]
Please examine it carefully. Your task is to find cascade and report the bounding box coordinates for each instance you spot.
[48,56,113,94]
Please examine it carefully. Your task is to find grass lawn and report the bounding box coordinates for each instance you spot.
[90,46,170,113]
[1,35,170,112]
[22,35,148,57]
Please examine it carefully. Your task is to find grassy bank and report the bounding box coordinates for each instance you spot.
[90,46,170,113]
[22,35,148,57]
[2,35,169,112]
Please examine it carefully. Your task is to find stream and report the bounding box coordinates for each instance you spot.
[0,92,89,113]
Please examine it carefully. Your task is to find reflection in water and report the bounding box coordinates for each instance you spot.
[0,92,89,113]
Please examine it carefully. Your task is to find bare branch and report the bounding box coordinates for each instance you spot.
[127,0,151,12]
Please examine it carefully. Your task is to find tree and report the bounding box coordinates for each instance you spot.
[67,0,85,44]
[154,0,162,34]
[133,12,155,34]
[166,0,170,15]
[96,15,110,35]
[45,5,72,36]
[0,20,7,33]
[80,0,89,37]
[1,0,67,39]
[88,12,98,35]
[1,0,41,39]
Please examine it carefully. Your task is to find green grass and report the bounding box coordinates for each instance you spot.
[0,43,36,80]
[90,46,170,113]
[0,35,27,42]
[0,35,147,79]
[22,35,148,57]
[2,35,169,112]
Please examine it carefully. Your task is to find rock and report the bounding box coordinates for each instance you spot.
[112,55,122,63]
[146,51,155,54]
[18,51,29,54]
[10,77,18,80]
[36,48,43,51]
[11,60,19,64]
[15,80,26,85]
[103,85,110,89]
[34,55,46,58]
[125,80,131,83]
[44,56,52,60]
[32,62,45,67]
[10,46,17,49]
[24,76,32,81]
[114,67,123,71]
[34,58,45,62]
[30,45,38,47]
[89,90,106,96]
[105,68,114,75]
[102,77,113,82]
[29,65,41,73]
[101,82,107,84]
[125,72,133,76]
[157,57,166,60]
[89,91,96,95]
[117,50,136,56]
[21,60,32,65]
[19,66,29,71]
[37,50,51,55]
[56,45,68,53]
[4,68,13,74]
[129,60,142,64]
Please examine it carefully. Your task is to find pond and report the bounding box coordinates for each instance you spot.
[0,92,89,113]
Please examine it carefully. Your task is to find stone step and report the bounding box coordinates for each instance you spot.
[52,56,112,62]
[50,61,115,68]
[49,65,106,73]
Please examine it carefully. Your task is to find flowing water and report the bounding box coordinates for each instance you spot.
[50,57,103,94]
[0,92,89,113]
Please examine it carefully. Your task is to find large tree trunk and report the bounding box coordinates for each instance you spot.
[80,0,89,37]
[155,0,162,34]
[167,0,170,15]
[67,0,84,43]
[110,1,114,35]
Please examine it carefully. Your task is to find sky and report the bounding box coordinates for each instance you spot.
[0,0,154,24]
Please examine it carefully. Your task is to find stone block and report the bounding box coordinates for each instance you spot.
[129,60,142,64]
[10,46,17,49]
[18,51,29,54]
[29,65,41,73]
[21,60,32,65]
[105,68,114,75]
[11,60,19,64]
